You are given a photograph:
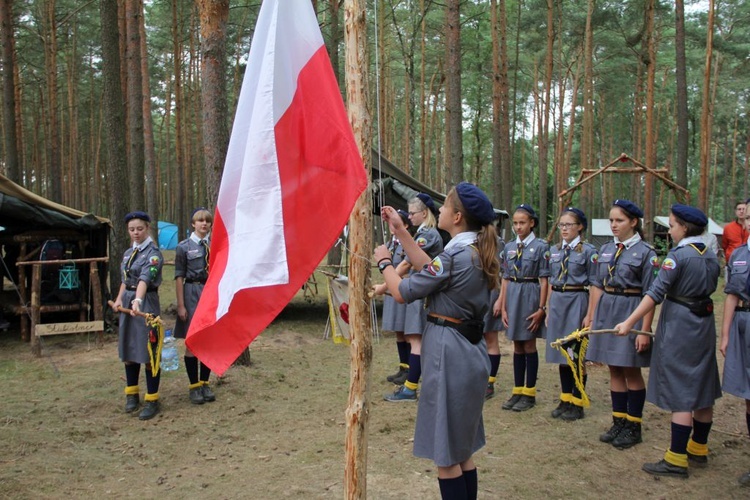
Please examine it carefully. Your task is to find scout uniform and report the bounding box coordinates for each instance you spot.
[399,232,491,467]
[403,224,443,336]
[381,234,408,332]
[503,234,549,341]
[482,236,505,398]
[723,242,750,400]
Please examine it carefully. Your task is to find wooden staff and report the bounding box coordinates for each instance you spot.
[550,328,654,348]
[107,300,163,323]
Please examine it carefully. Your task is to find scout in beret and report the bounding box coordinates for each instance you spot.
[614,203,720,478]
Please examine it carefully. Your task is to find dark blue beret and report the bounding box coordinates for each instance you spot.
[515,204,539,224]
[612,199,643,218]
[416,193,439,217]
[192,206,208,218]
[456,183,495,226]
[564,206,588,231]
[671,203,708,227]
[397,209,412,227]
[124,211,150,224]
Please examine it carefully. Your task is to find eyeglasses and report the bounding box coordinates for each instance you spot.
[557,223,579,229]
[408,211,423,216]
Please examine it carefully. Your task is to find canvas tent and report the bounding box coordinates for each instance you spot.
[158,221,179,250]
[0,173,110,350]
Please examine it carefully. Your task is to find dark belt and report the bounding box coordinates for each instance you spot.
[126,285,158,292]
[552,285,588,292]
[604,286,642,297]
[184,278,207,284]
[735,306,750,312]
[510,277,539,283]
[666,295,714,317]
[426,313,484,345]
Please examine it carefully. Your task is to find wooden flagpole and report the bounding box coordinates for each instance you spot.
[343,0,372,498]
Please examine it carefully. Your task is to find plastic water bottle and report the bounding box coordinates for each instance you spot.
[161,329,179,372]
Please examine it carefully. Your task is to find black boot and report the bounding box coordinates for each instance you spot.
[612,421,642,449]
[125,394,140,413]
[600,417,627,443]
[551,401,570,419]
[138,401,160,420]
[512,395,536,412]
[560,404,584,421]
[642,459,688,478]
[387,366,409,384]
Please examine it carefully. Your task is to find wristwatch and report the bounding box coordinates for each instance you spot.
[378,260,394,273]
[540,305,547,312]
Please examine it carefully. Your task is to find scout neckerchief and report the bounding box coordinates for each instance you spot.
[557,236,580,283]
[606,233,639,285]
[677,235,706,255]
[514,232,536,278]
[124,237,154,281]
[190,232,211,274]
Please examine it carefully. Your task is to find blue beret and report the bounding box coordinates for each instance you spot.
[456,182,496,226]
[124,211,150,224]
[563,206,587,231]
[671,203,708,227]
[191,206,208,218]
[397,209,412,227]
[612,199,643,218]
[416,193,439,217]
[515,204,539,224]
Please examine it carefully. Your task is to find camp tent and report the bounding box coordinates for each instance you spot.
[157,221,179,250]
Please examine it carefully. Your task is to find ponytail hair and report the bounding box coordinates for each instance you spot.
[446,189,499,291]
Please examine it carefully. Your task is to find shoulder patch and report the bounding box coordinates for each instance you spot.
[649,255,660,267]
[425,256,444,276]
[416,237,427,247]
[590,253,598,264]
[544,250,551,261]
[661,257,676,271]
[149,255,161,265]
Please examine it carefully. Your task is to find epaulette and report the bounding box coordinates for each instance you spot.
[640,241,655,251]
[582,242,597,251]
[444,245,468,257]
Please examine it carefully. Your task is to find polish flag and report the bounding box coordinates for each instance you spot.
[186,0,367,375]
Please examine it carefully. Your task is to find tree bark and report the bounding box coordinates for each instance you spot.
[140,0,158,230]
[197,0,229,207]
[172,0,186,238]
[43,0,62,202]
[125,0,145,210]
[643,0,656,241]
[0,0,20,183]
[445,0,462,186]
[674,0,688,189]
[100,0,130,295]
[343,1,372,498]
[698,0,714,211]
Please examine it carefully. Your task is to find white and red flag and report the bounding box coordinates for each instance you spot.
[186,0,367,375]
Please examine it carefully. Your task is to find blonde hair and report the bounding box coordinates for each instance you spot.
[408,197,437,228]
[192,209,213,223]
[446,189,499,291]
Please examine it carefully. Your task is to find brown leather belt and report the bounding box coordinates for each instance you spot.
[552,285,588,292]
[737,300,750,312]
[427,312,462,325]
[426,313,483,345]
[604,286,642,297]
[510,277,538,283]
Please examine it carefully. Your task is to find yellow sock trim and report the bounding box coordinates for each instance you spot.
[488,376,497,384]
[399,363,409,369]
[512,386,524,395]
[686,439,708,456]
[612,411,627,419]
[189,382,203,390]
[144,393,159,402]
[201,381,211,387]
[522,386,537,397]
[560,393,573,403]
[626,415,643,423]
[664,449,688,468]
[404,381,418,391]
[125,385,139,395]
[571,396,583,407]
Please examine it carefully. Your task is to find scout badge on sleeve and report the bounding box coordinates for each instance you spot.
[551,327,655,407]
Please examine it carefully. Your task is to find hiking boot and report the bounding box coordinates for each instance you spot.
[512,395,536,412]
[551,401,570,419]
[687,452,708,468]
[612,421,642,449]
[600,417,627,443]
[485,383,496,401]
[502,394,522,410]
[384,385,417,402]
[201,384,216,402]
[642,459,688,479]
[189,387,205,405]
[138,401,160,421]
[739,471,750,487]
[125,394,140,413]
[386,366,409,384]
[560,404,585,421]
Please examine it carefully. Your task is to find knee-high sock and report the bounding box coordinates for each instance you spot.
[513,353,526,388]
[670,422,692,455]
[184,355,199,385]
[525,352,539,388]
[199,361,212,383]
[611,390,628,416]
[463,469,477,500]
[627,388,646,420]
[438,475,467,500]
[404,353,421,391]
[489,354,501,378]
[396,340,410,366]
[125,363,140,387]
[145,368,161,396]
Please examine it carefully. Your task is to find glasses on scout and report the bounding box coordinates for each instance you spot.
[557,223,578,229]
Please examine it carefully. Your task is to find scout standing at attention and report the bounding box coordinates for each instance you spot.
[111,211,164,420]
[500,204,549,412]
[174,208,216,404]
[374,182,498,500]
[545,207,597,421]
[615,204,721,478]
[483,219,505,400]
[378,209,412,386]
[383,193,443,402]
[588,200,656,449]
[720,212,750,487]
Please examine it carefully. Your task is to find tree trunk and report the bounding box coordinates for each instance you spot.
[581,0,595,176]
[343,0,372,497]
[698,0,714,211]
[643,0,656,241]
[43,0,62,202]
[537,0,554,234]
[140,0,158,230]
[197,0,229,207]
[445,0,462,186]
[100,0,130,296]
[0,0,20,183]
[125,0,145,210]
[674,0,688,189]
[172,0,186,238]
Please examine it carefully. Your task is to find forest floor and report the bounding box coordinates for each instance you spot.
[2,256,750,499]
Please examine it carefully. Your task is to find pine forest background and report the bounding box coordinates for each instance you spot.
[0,0,748,252]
